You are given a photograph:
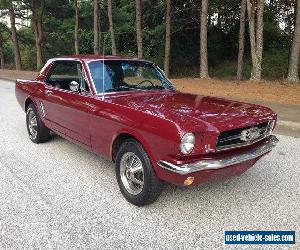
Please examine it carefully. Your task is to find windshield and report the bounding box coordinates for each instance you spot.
[87,60,174,94]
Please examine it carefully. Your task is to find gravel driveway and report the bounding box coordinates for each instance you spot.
[0,79,299,249]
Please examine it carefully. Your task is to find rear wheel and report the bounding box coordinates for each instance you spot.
[26,103,50,143]
[115,139,163,206]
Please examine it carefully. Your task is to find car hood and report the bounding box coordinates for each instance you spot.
[106,90,277,133]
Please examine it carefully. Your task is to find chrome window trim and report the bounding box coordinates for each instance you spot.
[44,58,93,96]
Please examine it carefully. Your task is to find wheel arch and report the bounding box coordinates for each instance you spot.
[111,129,155,164]
[25,97,34,112]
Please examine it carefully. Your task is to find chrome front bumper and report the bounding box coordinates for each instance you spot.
[158,135,279,175]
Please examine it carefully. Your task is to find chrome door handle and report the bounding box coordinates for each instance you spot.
[45,90,53,96]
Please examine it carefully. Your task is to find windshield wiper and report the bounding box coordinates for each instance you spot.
[105,86,136,93]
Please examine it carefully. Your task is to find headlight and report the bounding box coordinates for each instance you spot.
[180,133,195,154]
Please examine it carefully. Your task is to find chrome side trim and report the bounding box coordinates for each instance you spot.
[158,135,279,175]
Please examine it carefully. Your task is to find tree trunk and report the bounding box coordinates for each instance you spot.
[108,0,117,55]
[237,0,247,80]
[247,0,257,76]
[0,45,4,69]
[246,0,264,81]
[32,19,43,70]
[74,0,79,55]
[217,7,221,27]
[287,0,300,82]
[256,0,264,78]
[94,0,101,55]
[8,5,21,70]
[200,0,209,78]
[135,0,143,58]
[164,0,171,77]
[31,0,45,70]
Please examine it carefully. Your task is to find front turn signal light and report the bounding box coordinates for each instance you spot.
[184,176,194,186]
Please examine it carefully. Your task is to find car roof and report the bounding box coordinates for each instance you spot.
[40,55,153,76]
[56,54,145,62]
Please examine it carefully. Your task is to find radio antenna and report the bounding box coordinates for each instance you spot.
[102,38,105,101]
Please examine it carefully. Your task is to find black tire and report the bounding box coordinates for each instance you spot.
[115,139,163,206]
[26,103,51,143]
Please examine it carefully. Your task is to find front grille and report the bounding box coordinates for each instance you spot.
[216,121,273,151]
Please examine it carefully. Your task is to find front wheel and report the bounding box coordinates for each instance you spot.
[115,139,163,206]
[26,103,51,143]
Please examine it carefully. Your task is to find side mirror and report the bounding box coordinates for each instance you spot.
[69,81,79,92]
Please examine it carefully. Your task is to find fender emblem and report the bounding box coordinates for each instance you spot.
[40,102,46,117]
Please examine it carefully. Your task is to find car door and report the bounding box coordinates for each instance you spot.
[42,60,92,147]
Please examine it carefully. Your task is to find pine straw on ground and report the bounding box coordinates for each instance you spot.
[172,78,300,105]
[0,69,38,80]
[1,69,299,105]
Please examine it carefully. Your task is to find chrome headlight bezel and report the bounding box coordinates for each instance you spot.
[266,120,276,135]
[180,133,195,155]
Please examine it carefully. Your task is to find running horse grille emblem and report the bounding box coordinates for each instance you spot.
[240,127,261,142]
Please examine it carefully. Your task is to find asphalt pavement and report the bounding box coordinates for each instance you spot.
[0,79,299,249]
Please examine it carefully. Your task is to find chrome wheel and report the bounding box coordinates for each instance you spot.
[27,109,38,140]
[120,152,144,195]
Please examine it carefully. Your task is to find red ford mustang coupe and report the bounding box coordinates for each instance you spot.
[15,55,278,206]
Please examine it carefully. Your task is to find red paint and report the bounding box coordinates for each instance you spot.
[15,55,277,186]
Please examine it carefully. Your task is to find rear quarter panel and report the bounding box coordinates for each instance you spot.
[15,79,45,112]
[15,80,28,111]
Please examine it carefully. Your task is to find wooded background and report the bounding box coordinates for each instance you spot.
[0,0,300,82]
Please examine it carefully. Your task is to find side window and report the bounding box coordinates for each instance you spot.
[46,61,90,93]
